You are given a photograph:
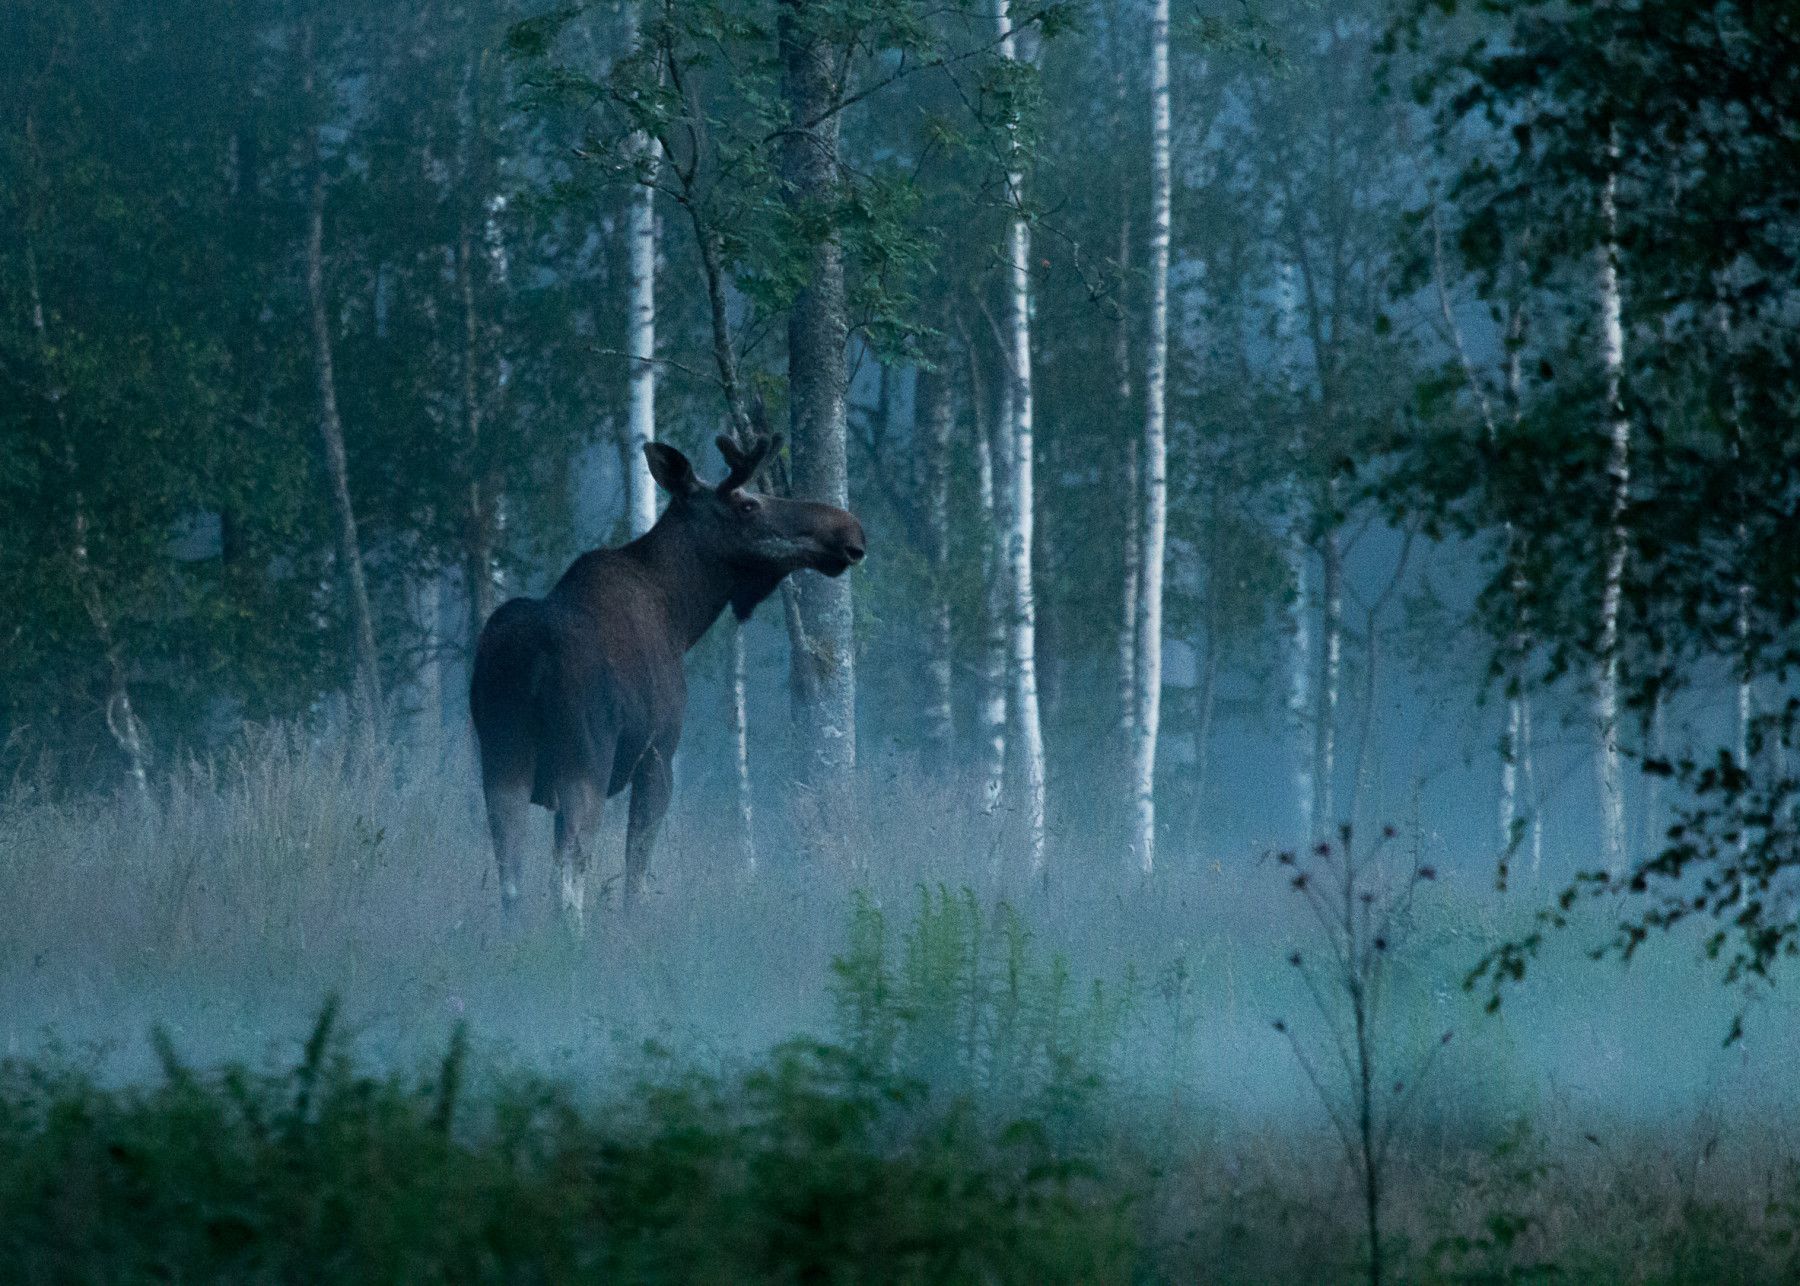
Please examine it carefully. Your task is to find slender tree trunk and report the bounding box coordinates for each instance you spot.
[624,17,660,539]
[1278,265,1315,841]
[456,211,500,654]
[1130,0,1171,875]
[1113,66,1138,774]
[779,0,855,797]
[1118,435,1140,751]
[25,243,150,796]
[685,211,771,870]
[411,571,445,741]
[995,0,1048,880]
[1314,510,1342,838]
[967,329,1009,816]
[1190,609,1219,841]
[1501,298,1543,877]
[731,626,756,872]
[920,361,955,763]
[303,41,383,729]
[1595,160,1630,877]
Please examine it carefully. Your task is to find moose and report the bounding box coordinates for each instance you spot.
[469,432,865,929]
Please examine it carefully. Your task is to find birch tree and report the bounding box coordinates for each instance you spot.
[623,1,659,540]
[919,358,956,764]
[303,22,383,729]
[961,319,1009,815]
[1277,264,1316,840]
[994,0,1048,878]
[1129,0,1171,874]
[1595,154,1630,878]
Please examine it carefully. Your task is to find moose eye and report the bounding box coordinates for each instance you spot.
[734,496,760,516]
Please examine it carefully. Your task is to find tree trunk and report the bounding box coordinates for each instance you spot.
[1113,53,1138,778]
[1118,436,1140,754]
[966,328,1009,817]
[920,360,955,763]
[1595,159,1630,877]
[303,40,383,730]
[1278,266,1315,842]
[1314,510,1342,839]
[1130,0,1171,875]
[779,0,856,796]
[624,3,660,538]
[25,243,151,797]
[995,0,1048,880]
[731,625,757,873]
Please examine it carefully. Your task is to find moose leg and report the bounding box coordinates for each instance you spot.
[483,782,532,915]
[622,746,671,912]
[553,777,604,935]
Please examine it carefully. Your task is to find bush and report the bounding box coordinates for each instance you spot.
[0,996,1138,1283]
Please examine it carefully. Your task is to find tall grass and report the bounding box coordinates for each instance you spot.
[9,724,1800,1278]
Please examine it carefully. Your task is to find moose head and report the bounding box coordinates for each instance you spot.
[642,433,866,619]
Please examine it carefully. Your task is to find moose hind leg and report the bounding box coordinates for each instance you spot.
[483,782,532,915]
[553,779,604,934]
[623,747,672,912]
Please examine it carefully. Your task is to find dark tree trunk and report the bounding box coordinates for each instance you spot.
[778,0,855,794]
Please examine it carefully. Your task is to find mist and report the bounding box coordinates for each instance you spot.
[4,0,1799,1279]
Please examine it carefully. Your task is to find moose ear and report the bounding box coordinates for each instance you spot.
[643,442,699,496]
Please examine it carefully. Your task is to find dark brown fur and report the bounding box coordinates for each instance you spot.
[470,435,863,925]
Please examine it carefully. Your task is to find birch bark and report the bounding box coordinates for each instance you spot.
[1596,160,1630,877]
[1130,0,1171,874]
[304,29,382,729]
[995,0,1048,879]
[1278,264,1315,840]
[965,327,1009,816]
[920,362,956,761]
[624,2,660,539]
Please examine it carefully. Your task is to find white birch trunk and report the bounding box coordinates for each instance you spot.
[1596,161,1630,877]
[921,363,956,761]
[731,625,756,873]
[1278,263,1315,839]
[1119,437,1140,746]
[996,0,1048,879]
[975,354,1008,815]
[624,3,659,538]
[1112,44,1137,765]
[1315,515,1341,838]
[1502,299,1543,876]
[305,107,383,729]
[1130,0,1171,875]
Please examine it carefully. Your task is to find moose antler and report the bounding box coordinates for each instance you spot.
[716,431,780,493]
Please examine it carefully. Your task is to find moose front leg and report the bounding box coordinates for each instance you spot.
[623,746,671,912]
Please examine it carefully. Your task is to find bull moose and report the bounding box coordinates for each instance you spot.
[469,432,865,929]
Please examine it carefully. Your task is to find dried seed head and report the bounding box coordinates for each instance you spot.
[1418,865,1437,881]
[1272,1019,1287,1033]
[1374,936,1388,952]
[1288,951,1303,967]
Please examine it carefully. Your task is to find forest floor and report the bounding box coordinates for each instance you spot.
[3,727,1799,1281]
